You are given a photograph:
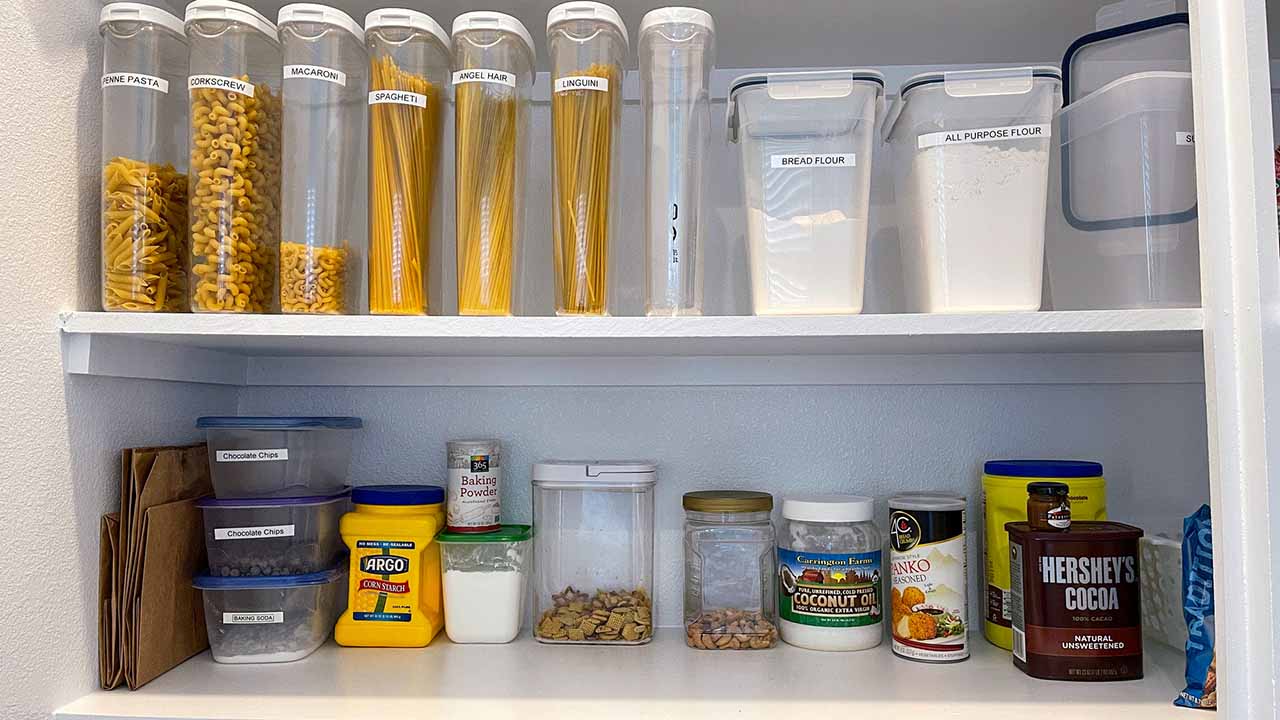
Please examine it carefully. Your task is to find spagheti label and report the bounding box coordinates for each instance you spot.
[223,611,283,625]
[102,72,169,93]
[452,69,516,87]
[770,153,855,169]
[214,524,296,541]
[779,548,882,627]
[1177,132,1195,146]
[352,540,416,622]
[215,448,287,463]
[369,90,427,108]
[188,75,255,97]
[285,64,347,86]
[917,123,1049,149]
[555,75,609,93]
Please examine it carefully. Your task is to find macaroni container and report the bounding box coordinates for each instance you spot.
[193,566,347,663]
[278,4,368,314]
[197,490,350,577]
[100,4,190,312]
[727,71,883,315]
[439,525,533,644]
[452,12,534,316]
[184,0,282,313]
[197,416,362,498]
[365,9,450,315]
[547,2,627,316]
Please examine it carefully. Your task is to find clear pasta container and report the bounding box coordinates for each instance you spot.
[683,491,777,650]
[365,9,450,316]
[100,4,190,313]
[277,4,368,315]
[533,461,656,644]
[452,12,534,316]
[547,2,627,316]
[185,0,282,313]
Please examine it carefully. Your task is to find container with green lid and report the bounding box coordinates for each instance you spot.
[438,524,533,644]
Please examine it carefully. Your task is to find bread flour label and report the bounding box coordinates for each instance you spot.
[917,123,1049,149]
[452,69,516,87]
[770,153,856,169]
[102,73,169,93]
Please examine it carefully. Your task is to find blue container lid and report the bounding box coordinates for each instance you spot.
[352,484,444,506]
[193,564,346,590]
[984,460,1104,479]
[196,489,350,509]
[197,416,363,430]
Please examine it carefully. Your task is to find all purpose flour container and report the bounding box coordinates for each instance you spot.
[886,66,1062,313]
[727,70,883,315]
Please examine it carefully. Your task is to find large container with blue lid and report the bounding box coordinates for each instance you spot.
[198,416,363,498]
[1045,13,1199,310]
[197,490,350,576]
[193,565,347,663]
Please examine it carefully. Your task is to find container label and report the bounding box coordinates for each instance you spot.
[214,448,288,463]
[452,69,516,87]
[223,611,283,624]
[778,548,881,627]
[889,507,968,661]
[555,75,609,93]
[352,540,417,623]
[770,153,855,169]
[214,524,295,541]
[285,64,347,86]
[369,90,427,108]
[917,123,1049,149]
[1176,131,1195,146]
[188,75,255,97]
[447,455,501,531]
[102,72,169,93]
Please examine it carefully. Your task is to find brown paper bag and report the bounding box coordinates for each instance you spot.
[130,499,210,687]
[99,514,121,689]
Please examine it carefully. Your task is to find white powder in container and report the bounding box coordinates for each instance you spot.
[443,570,526,644]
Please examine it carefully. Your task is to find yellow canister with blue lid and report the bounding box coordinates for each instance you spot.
[981,460,1106,650]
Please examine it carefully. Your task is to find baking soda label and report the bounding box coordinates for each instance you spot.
[452,69,516,87]
[778,548,881,627]
[188,75,255,97]
[284,64,347,86]
[917,123,1049,149]
[889,507,969,661]
[555,75,609,93]
[369,90,427,107]
[102,73,169,93]
[223,612,283,624]
[770,153,855,169]
[1176,132,1195,146]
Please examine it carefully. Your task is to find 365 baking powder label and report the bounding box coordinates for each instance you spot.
[917,123,1049,149]
[770,153,855,169]
[452,69,516,87]
[778,548,881,627]
[189,75,255,97]
[102,73,169,93]
[447,450,501,531]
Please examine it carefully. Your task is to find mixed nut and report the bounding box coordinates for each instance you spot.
[685,609,778,650]
[536,586,653,643]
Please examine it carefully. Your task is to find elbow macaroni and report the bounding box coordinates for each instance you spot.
[101,157,189,312]
[280,241,348,314]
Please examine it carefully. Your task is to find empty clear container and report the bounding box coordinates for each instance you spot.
[683,491,777,650]
[727,71,884,315]
[886,67,1062,313]
[197,416,362,498]
[365,9,450,316]
[278,4,368,314]
[197,490,350,576]
[100,4,190,313]
[452,12,534,316]
[185,0,282,313]
[640,7,715,317]
[548,2,627,316]
[438,525,533,644]
[533,461,656,644]
[193,566,347,663]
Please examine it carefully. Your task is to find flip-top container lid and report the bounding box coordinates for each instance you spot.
[533,461,657,487]
[639,7,714,35]
[193,564,346,589]
[102,3,187,38]
[453,11,535,58]
[899,66,1061,100]
[726,69,885,142]
[197,416,363,430]
[364,8,448,47]
[278,3,363,43]
[1062,12,1190,104]
[185,0,278,41]
[547,1,628,48]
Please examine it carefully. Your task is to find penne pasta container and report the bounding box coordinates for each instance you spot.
[548,2,627,316]
[185,0,283,313]
[278,3,368,315]
[100,3,190,313]
[365,9,450,316]
[452,12,534,316]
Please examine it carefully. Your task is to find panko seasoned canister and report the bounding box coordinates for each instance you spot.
[888,493,968,662]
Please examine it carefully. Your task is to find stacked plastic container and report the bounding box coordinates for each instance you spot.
[192,416,362,663]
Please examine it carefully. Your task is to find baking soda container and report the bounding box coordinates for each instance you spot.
[885,66,1062,313]
[446,439,501,533]
[888,493,968,663]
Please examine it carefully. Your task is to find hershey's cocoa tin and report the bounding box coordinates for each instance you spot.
[888,493,969,662]
[1007,521,1144,681]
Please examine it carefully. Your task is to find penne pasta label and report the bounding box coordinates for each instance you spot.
[452,69,516,87]
[369,90,427,108]
[102,72,169,93]
[189,74,255,97]
[285,64,347,86]
[554,75,609,93]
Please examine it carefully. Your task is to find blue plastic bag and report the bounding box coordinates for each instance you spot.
[1175,504,1215,710]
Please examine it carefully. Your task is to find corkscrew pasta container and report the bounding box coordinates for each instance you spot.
[365,9,450,316]
[100,4,190,313]
[277,4,368,315]
[184,0,283,313]
[547,2,627,316]
[452,12,534,316]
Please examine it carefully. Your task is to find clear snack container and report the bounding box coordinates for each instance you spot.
[193,565,347,663]
[885,67,1062,313]
[277,4,368,315]
[533,461,656,644]
[640,7,715,317]
[100,4,190,313]
[547,2,627,316]
[184,0,282,313]
[683,491,777,650]
[197,490,350,576]
[197,416,362,497]
[727,71,883,316]
[452,12,534,316]
[365,9,450,316]
[438,525,533,644]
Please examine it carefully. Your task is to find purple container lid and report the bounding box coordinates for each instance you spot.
[196,488,351,509]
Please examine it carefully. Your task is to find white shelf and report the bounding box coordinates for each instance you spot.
[56,632,1189,720]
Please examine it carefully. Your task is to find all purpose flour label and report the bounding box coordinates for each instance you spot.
[917,123,1049,149]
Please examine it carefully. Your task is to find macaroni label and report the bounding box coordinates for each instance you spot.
[352,540,417,622]
[215,448,288,463]
[102,72,169,93]
[779,548,882,627]
[223,612,283,625]
[369,90,427,108]
[555,75,609,93]
[770,153,855,169]
[214,524,296,541]
[917,123,1049,149]
[285,64,347,86]
[189,74,255,97]
[452,69,516,87]
[1177,132,1195,146]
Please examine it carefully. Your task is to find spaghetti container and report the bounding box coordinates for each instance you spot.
[278,3,368,315]
[888,492,969,663]
[100,3,190,312]
[184,0,282,313]
[452,12,534,316]
[365,9,449,315]
[547,2,627,316]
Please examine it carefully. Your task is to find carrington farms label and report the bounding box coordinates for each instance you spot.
[778,548,881,627]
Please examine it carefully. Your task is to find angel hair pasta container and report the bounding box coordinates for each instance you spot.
[547,2,627,316]
[452,12,534,316]
[184,0,282,313]
[100,4,190,313]
[278,4,368,315]
[365,9,450,316]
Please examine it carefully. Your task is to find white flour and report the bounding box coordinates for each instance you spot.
[746,209,868,315]
[443,569,526,644]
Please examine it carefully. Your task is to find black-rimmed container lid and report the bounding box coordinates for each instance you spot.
[193,564,346,589]
[196,488,350,508]
[197,416,363,430]
[1062,12,1190,106]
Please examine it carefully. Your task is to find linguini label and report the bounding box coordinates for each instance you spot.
[369,90,427,108]
[917,123,1049,149]
[102,72,169,93]
[189,75,255,97]
[554,75,609,93]
[452,69,516,87]
[770,153,856,169]
[285,64,347,86]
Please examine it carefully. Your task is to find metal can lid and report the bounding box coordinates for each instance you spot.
[1027,481,1070,497]
[887,492,966,511]
[683,490,772,513]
